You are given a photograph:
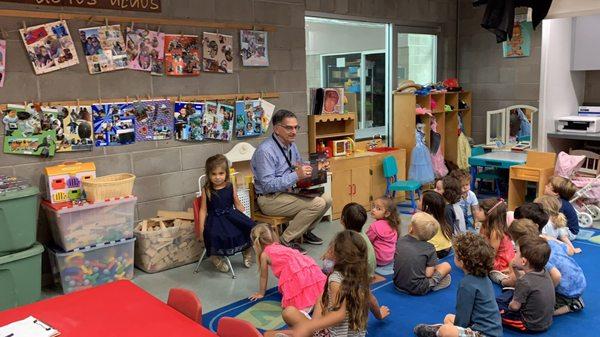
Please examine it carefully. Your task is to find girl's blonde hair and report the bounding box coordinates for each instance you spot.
[250,223,278,269]
[534,195,567,229]
[375,196,401,234]
[322,230,370,331]
[479,198,508,242]
[203,154,230,200]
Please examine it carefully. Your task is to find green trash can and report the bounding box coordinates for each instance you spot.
[0,186,40,254]
[0,242,44,310]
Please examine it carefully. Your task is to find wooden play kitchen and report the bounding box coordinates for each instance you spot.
[308,113,406,220]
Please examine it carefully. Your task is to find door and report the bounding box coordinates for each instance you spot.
[331,168,352,216]
[351,166,372,208]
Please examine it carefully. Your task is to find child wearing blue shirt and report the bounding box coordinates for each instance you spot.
[414,232,502,337]
[545,176,579,240]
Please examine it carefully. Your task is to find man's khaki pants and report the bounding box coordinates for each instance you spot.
[257,193,332,243]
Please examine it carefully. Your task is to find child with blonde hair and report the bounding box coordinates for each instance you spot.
[545,176,580,240]
[249,224,326,313]
[393,212,452,295]
[535,195,581,255]
[367,196,400,275]
[266,230,389,337]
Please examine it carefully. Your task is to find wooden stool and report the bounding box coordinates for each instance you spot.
[249,182,292,237]
[508,151,556,211]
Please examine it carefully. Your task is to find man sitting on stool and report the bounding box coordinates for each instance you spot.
[251,109,331,253]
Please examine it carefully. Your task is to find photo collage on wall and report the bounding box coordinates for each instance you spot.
[92,102,136,147]
[2,104,57,156]
[203,101,234,141]
[19,20,79,75]
[235,100,263,138]
[0,39,5,87]
[259,98,275,132]
[240,30,269,67]
[164,34,201,76]
[132,99,174,141]
[202,32,233,74]
[79,25,129,74]
[48,105,94,152]
[174,102,205,141]
[125,28,165,75]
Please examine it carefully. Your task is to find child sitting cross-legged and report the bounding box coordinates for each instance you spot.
[413,232,503,337]
[393,212,452,295]
[420,190,454,259]
[545,176,580,240]
[535,195,581,254]
[366,196,400,276]
[449,169,479,230]
[496,235,555,333]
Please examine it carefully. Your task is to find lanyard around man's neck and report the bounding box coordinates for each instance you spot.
[272,133,294,172]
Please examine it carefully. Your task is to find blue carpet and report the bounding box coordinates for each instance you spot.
[203,239,599,336]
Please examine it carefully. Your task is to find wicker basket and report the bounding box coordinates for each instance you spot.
[83,173,136,202]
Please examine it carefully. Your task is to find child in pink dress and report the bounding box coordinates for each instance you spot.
[367,197,400,276]
[249,223,326,312]
[474,198,515,280]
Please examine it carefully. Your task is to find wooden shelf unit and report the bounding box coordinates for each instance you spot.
[393,91,472,172]
[308,113,356,153]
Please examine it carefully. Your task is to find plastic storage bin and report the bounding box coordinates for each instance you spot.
[0,186,40,254]
[48,237,135,294]
[0,243,44,310]
[42,196,137,252]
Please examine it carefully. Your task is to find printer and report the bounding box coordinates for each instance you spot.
[555,116,600,133]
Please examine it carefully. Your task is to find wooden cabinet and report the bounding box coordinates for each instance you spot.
[329,155,371,219]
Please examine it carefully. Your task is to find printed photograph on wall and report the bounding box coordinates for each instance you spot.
[259,98,275,132]
[2,103,57,157]
[51,105,94,152]
[125,27,165,75]
[240,30,268,67]
[502,17,532,58]
[19,20,79,75]
[79,25,129,74]
[133,99,174,141]
[174,101,205,141]
[92,102,136,147]
[0,39,5,87]
[202,32,233,74]
[322,88,344,114]
[235,100,263,138]
[203,101,234,141]
[164,34,201,76]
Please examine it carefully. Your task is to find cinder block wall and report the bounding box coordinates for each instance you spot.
[458,0,541,143]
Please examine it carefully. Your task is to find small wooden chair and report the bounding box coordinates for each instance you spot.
[570,149,600,177]
[249,182,292,236]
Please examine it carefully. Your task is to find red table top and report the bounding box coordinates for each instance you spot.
[0,280,218,337]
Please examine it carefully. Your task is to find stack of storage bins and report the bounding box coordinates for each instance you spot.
[42,162,137,294]
[0,176,43,310]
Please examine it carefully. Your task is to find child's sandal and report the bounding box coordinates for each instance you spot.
[212,257,230,273]
[242,250,253,268]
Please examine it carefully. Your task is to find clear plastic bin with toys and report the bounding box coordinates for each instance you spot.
[41,196,137,252]
[48,237,135,294]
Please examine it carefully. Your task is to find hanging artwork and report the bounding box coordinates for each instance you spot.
[19,20,79,75]
[79,25,129,74]
[240,30,269,67]
[202,32,233,74]
[503,16,532,58]
[51,105,94,152]
[203,101,234,141]
[235,100,263,138]
[92,102,136,147]
[164,34,201,76]
[132,99,174,141]
[259,98,275,132]
[125,27,165,75]
[0,39,5,87]
[322,88,344,114]
[2,104,56,157]
[174,102,205,141]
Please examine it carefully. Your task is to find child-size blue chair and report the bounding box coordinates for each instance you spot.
[471,146,502,196]
[382,156,421,214]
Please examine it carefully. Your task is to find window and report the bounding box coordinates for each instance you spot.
[396,33,437,85]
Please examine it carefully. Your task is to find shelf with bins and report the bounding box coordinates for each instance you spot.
[393,91,472,171]
[308,113,356,153]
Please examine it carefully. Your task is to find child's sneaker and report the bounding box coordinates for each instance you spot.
[414,324,442,337]
[489,270,508,285]
[242,250,253,268]
[211,256,230,273]
[432,274,451,291]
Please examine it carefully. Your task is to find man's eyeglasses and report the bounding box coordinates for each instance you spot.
[279,124,301,132]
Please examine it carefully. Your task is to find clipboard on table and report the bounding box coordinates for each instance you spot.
[0,316,60,337]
